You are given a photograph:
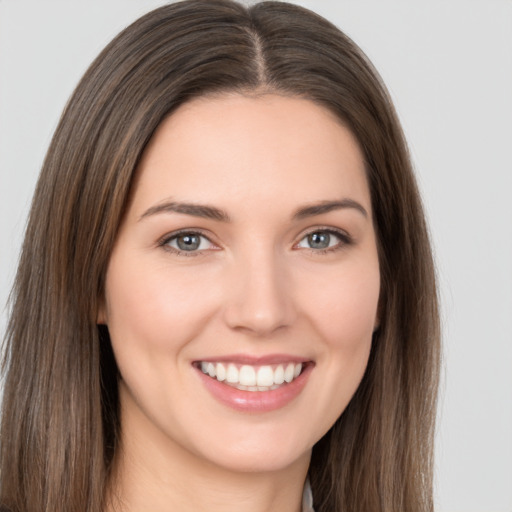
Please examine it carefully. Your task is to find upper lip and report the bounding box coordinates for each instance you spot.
[193,353,312,365]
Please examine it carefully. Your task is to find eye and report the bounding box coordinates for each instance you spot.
[161,231,215,254]
[296,229,349,251]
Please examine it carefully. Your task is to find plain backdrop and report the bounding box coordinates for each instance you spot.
[1,1,511,511]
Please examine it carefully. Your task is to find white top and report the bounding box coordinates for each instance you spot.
[302,479,315,512]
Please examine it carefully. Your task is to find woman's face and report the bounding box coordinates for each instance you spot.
[101,94,380,473]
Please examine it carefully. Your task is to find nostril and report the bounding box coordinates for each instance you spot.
[223,294,294,335]
[222,258,297,335]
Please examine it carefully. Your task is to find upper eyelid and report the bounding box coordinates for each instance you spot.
[297,226,351,240]
[158,228,215,245]
[157,225,351,250]
[158,230,218,258]
[293,227,353,252]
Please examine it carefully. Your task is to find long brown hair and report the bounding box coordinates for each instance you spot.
[0,1,440,511]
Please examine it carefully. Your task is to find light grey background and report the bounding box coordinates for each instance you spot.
[1,1,511,511]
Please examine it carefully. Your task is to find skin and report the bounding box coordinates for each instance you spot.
[100,93,380,512]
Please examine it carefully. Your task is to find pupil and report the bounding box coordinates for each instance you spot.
[177,234,200,251]
[309,232,330,249]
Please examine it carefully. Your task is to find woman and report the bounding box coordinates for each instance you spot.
[0,1,440,511]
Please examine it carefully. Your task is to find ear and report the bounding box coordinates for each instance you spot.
[96,296,108,325]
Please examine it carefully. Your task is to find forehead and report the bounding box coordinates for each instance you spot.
[130,93,371,218]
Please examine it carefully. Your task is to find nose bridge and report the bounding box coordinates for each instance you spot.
[223,242,294,336]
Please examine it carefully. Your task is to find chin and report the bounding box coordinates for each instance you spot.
[184,427,314,475]
[204,446,311,474]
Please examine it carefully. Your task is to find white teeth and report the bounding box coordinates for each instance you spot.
[226,364,239,383]
[239,365,257,386]
[256,365,274,387]
[216,362,226,381]
[284,363,295,383]
[274,365,285,384]
[199,361,305,389]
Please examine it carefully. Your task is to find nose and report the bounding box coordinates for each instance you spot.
[223,249,296,337]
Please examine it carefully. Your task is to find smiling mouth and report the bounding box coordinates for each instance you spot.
[194,361,306,392]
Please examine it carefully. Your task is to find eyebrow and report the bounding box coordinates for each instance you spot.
[139,198,368,223]
[139,201,230,222]
[292,199,368,220]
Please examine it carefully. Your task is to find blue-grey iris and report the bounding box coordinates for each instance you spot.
[177,234,201,251]
[308,232,330,249]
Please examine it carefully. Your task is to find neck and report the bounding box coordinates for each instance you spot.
[105,390,311,512]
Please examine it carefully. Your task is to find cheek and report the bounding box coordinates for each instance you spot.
[298,259,380,347]
[296,262,379,434]
[104,256,221,357]
[295,255,379,416]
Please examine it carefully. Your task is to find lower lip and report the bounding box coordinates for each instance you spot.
[195,364,313,413]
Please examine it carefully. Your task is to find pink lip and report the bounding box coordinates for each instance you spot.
[195,353,309,365]
[194,361,314,413]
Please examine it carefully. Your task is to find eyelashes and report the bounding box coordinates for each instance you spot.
[157,229,217,257]
[162,231,215,253]
[158,227,353,257]
[295,229,351,253]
